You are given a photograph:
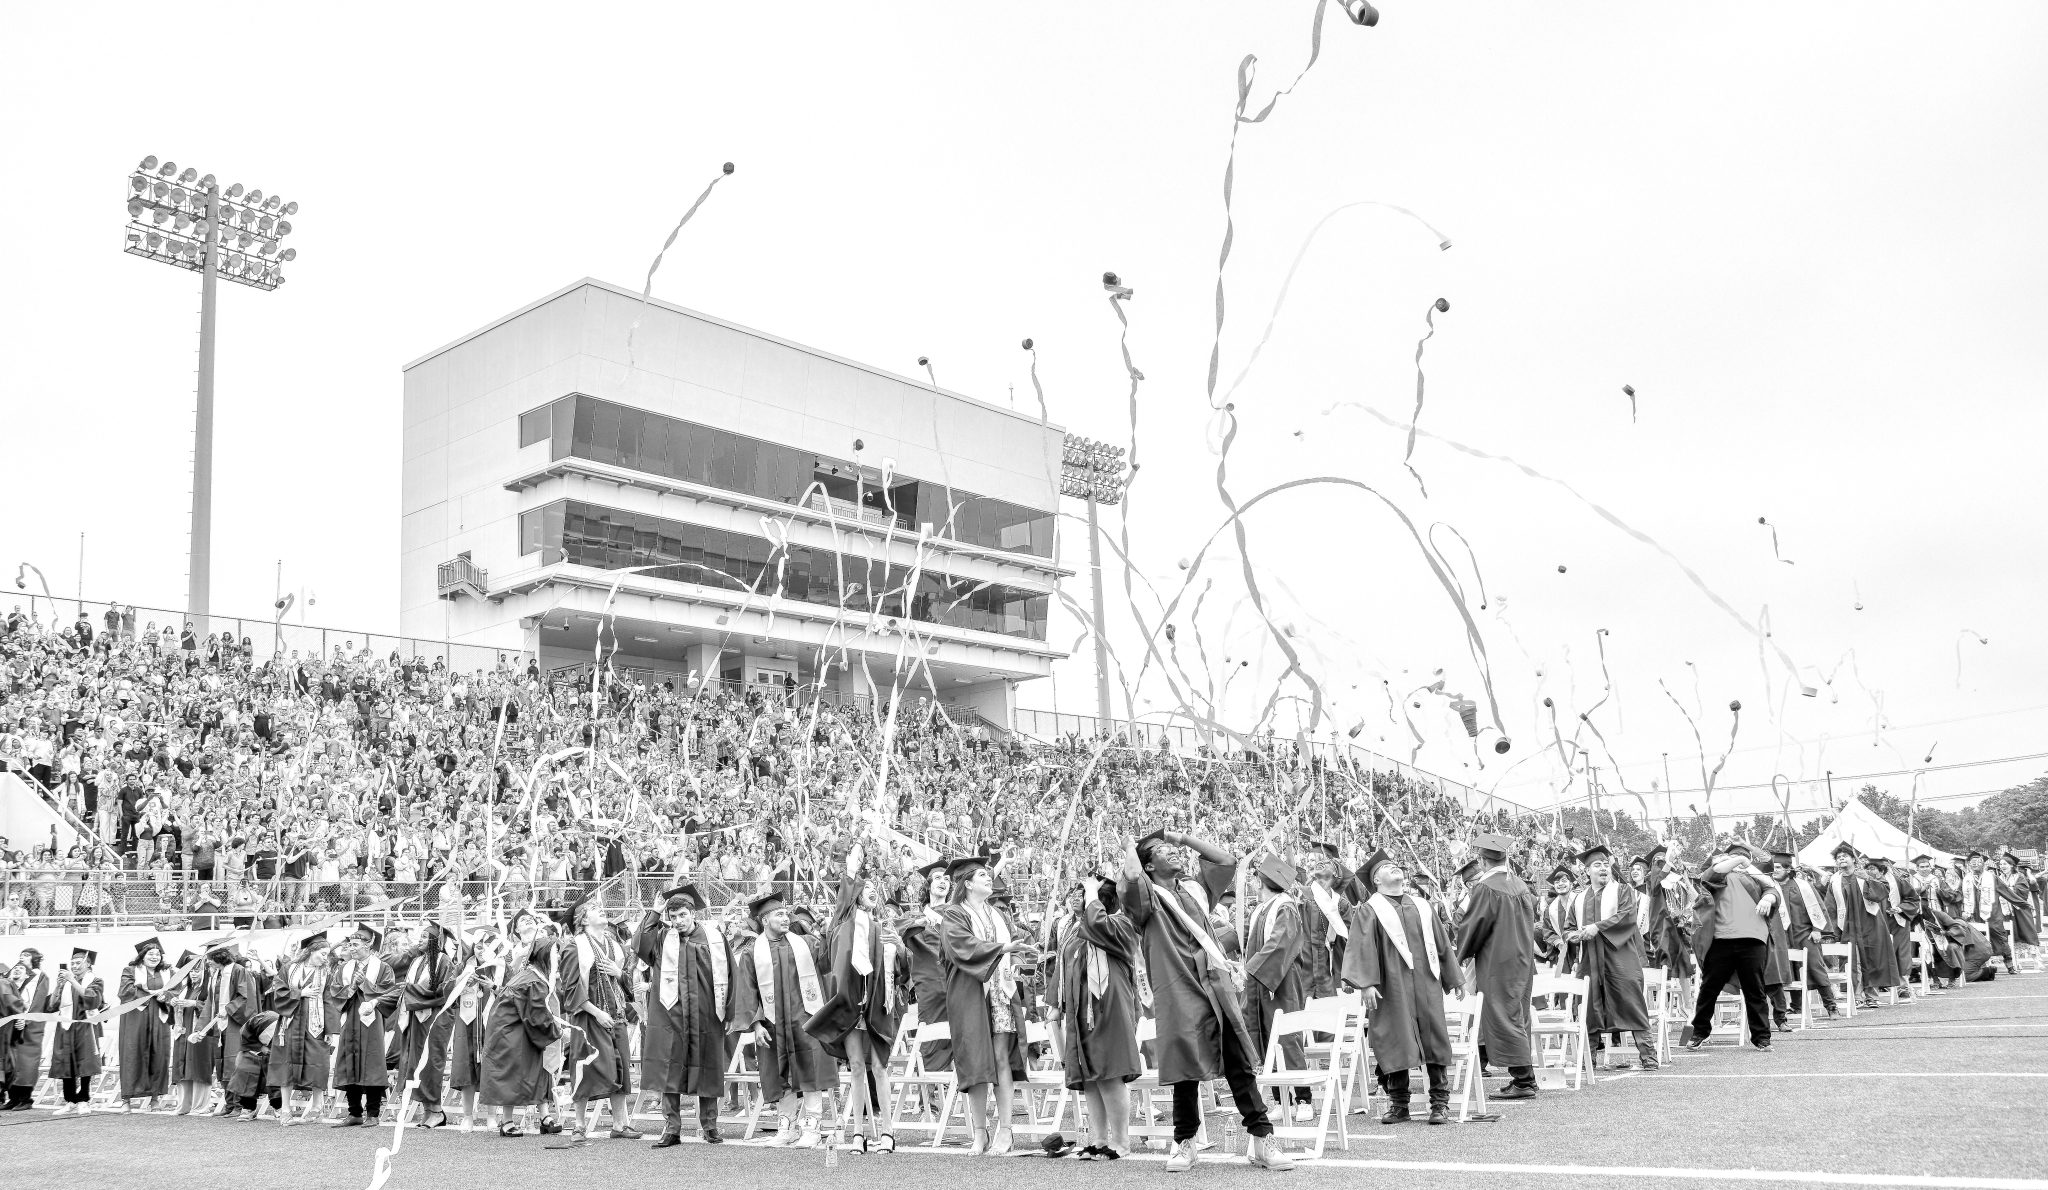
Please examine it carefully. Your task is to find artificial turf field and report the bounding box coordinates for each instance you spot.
[11,974,2047,1190]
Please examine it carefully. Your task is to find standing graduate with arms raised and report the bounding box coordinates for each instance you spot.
[635,882,731,1148]
[1453,832,1539,1098]
[820,841,900,1153]
[167,947,217,1115]
[562,889,639,1140]
[1118,828,1293,1173]
[1048,862,1142,1160]
[1562,844,1658,1071]
[1241,852,1313,1123]
[328,922,396,1128]
[48,946,104,1115]
[1343,849,1464,1125]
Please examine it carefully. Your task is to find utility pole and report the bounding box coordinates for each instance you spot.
[1059,435,1127,734]
[1086,492,1112,732]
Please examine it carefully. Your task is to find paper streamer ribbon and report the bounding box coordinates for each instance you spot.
[625,162,734,366]
[1401,298,1449,496]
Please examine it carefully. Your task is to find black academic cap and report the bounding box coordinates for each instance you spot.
[661,884,707,911]
[747,888,787,921]
[558,887,597,928]
[173,949,196,969]
[1966,848,1988,861]
[1309,838,1341,859]
[1357,848,1394,888]
[1627,854,1650,869]
[1135,828,1169,861]
[299,934,330,955]
[1254,854,1299,891]
[1470,832,1516,857]
[1452,857,1480,882]
[353,922,385,948]
[991,873,1015,903]
[71,946,97,964]
[1771,852,1796,866]
[946,854,991,882]
[133,936,163,962]
[792,904,818,922]
[1911,853,1936,864]
[1646,844,1670,864]
[1576,844,1614,865]
[915,858,948,881]
[1547,864,1577,886]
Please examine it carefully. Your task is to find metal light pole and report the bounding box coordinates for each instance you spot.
[1060,435,1128,732]
[124,155,299,627]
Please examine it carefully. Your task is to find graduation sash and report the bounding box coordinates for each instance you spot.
[752,932,822,1025]
[1961,871,1999,922]
[964,900,1017,1008]
[1794,877,1830,932]
[1365,892,1441,978]
[1832,873,1882,924]
[1248,891,1299,951]
[1150,876,1235,982]
[659,922,728,1020]
[1307,881,1348,941]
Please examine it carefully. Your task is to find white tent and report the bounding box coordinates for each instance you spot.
[1795,798,1958,870]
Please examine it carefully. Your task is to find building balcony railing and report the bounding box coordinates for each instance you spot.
[436,555,488,601]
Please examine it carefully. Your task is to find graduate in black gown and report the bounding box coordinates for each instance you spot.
[1454,832,1539,1097]
[1343,850,1464,1125]
[636,883,732,1147]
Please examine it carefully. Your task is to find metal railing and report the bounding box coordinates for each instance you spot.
[4,595,532,677]
[435,556,488,600]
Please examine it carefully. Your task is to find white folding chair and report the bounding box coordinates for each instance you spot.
[886,1014,964,1147]
[1253,999,1351,1159]
[1784,951,1811,1029]
[722,1034,771,1138]
[1012,1018,1075,1138]
[1642,966,1677,1057]
[1908,931,1942,997]
[1820,943,1856,1018]
[1298,992,1372,1116]
[1527,972,1593,1089]
[1444,991,1489,1122]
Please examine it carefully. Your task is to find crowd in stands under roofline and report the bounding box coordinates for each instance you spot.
[0,598,1599,935]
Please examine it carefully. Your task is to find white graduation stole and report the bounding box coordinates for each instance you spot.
[659,931,682,1010]
[298,965,327,1035]
[964,901,1016,1007]
[703,922,729,1019]
[1308,881,1348,941]
[752,932,822,1024]
[1365,892,1441,978]
[1636,881,1652,934]
[1149,877,1234,976]
[1962,871,1999,922]
[1795,877,1830,931]
[851,909,874,978]
[1248,891,1298,950]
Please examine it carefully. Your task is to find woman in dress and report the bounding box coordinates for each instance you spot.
[938,856,1036,1156]
[116,936,175,1111]
[897,859,953,1080]
[1049,867,1142,1158]
[447,930,500,1130]
[168,947,217,1115]
[379,919,457,1128]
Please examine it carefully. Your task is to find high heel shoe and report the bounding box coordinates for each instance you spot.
[967,1127,990,1156]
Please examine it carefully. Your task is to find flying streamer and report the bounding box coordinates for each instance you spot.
[1401,297,1450,496]
[625,161,734,365]
[1955,629,1989,688]
[1757,516,1795,565]
[1622,384,1637,423]
[1427,521,1490,610]
[1327,398,1806,683]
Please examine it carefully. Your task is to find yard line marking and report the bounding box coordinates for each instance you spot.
[1638,1071,2048,1079]
[1274,1158,2048,1187]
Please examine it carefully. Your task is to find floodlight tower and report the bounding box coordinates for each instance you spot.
[1060,434,1128,730]
[123,155,299,626]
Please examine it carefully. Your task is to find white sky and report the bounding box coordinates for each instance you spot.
[5,2,2045,823]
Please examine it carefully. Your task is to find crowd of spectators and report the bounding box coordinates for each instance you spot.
[0,600,1587,933]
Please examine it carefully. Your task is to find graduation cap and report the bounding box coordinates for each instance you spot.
[1771,852,1796,867]
[557,887,598,930]
[1452,857,1480,882]
[1576,844,1614,866]
[661,884,707,912]
[915,858,949,881]
[1135,827,1171,863]
[1356,848,1394,888]
[1253,854,1299,891]
[1627,854,1650,869]
[352,921,385,949]
[1547,864,1577,887]
[133,936,163,963]
[1309,838,1341,859]
[71,946,97,964]
[1470,832,1516,857]
[173,949,197,969]
[1966,848,1988,862]
[299,934,331,955]
[747,887,788,922]
[991,874,1015,905]
[1910,853,1936,865]
[1646,844,1670,865]
[1831,841,1860,859]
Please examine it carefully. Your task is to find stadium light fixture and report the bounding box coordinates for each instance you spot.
[122,153,302,627]
[1060,433,1130,728]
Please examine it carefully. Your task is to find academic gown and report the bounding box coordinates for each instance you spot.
[634,913,730,1097]
[478,966,562,1107]
[48,976,104,1079]
[379,945,456,1105]
[330,952,396,1090]
[2001,876,2039,947]
[1300,884,1350,999]
[730,930,838,1099]
[937,900,1031,1088]
[170,965,217,1084]
[1535,893,1576,971]
[117,964,175,1097]
[1453,868,1536,1068]
[1827,873,1899,990]
[1786,878,1835,990]
[205,961,256,1089]
[1886,873,1921,980]
[6,972,55,1087]
[1647,862,1697,978]
[1117,858,1254,1086]
[1049,897,1142,1090]
[898,912,952,1070]
[1343,893,1462,1073]
[448,969,496,1092]
[1566,883,1650,1034]
[0,976,21,1087]
[1241,892,1309,1072]
[564,932,634,1101]
[268,962,340,1091]
[820,880,899,1058]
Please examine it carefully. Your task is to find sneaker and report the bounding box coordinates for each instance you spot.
[1247,1136,1295,1171]
[1492,1084,1536,1101]
[1752,1041,1773,1052]
[1426,1104,1450,1125]
[1291,1102,1315,1124]
[1165,1140,1200,1173]
[1378,1103,1411,1125]
[701,1126,723,1144]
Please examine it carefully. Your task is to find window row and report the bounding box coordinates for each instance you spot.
[517,499,1048,641]
[517,395,1056,558]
